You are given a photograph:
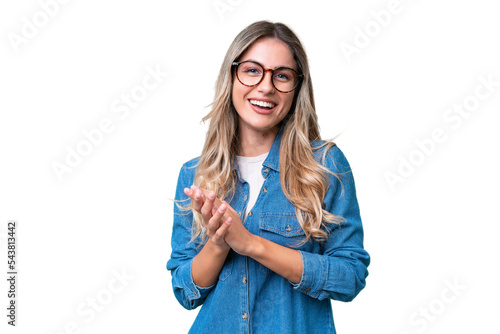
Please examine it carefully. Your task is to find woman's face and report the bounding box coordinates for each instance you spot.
[232,38,297,137]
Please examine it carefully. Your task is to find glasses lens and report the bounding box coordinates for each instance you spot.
[272,67,298,92]
[237,61,264,86]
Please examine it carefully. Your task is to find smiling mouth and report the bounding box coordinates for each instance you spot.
[249,99,276,110]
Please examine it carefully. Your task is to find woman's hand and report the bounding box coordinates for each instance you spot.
[184,185,257,256]
[204,202,233,250]
[184,186,232,250]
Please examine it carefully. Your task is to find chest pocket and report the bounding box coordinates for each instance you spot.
[258,213,307,274]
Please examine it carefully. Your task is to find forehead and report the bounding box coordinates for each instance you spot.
[239,38,296,69]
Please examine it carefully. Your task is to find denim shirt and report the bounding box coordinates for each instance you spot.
[167,129,370,334]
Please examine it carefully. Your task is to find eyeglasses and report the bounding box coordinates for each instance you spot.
[232,60,303,93]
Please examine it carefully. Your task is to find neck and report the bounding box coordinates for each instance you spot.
[238,125,278,157]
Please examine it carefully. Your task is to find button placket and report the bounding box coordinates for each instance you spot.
[240,256,250,329]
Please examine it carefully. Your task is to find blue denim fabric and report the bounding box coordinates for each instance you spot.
[167,129,370,334]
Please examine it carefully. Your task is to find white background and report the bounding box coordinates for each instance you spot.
[1,0,499,333]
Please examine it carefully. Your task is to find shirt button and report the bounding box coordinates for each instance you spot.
[262,188,267,193]
[242,313,248,320]
[238,211,242,216]
[243,195,247,200]
[285,225,291,232]
[304,288,310,292]
[248,211,253,217]
[263,168,269,173]
[242,277,247,284]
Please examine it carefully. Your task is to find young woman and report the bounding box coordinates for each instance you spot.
[167,21,370,333]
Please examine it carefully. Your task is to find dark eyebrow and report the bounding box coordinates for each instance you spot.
[242,59,297,71]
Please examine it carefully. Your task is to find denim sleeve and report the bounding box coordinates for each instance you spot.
[291,146,370,302]
[166,161,215,310]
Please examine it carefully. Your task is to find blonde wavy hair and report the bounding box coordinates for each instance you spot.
[191,21,345,244]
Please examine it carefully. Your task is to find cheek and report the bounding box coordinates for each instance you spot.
[231,83,249,116]
[232,80,246,100]
[231,84,241,109]
[281,93,295,113]
[231,81,237,100]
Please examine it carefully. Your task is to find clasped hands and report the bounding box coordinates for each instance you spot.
[184,185,255,255]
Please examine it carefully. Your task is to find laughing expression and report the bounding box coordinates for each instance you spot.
[232,38,297,137]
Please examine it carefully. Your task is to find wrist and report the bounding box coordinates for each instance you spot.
[244,234,265,258]
[207,238,231,255]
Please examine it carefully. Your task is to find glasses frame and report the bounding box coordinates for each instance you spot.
[232,60,304,93]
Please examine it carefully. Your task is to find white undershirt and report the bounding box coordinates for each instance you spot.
[235,152,269,220]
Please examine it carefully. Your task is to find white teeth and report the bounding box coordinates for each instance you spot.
[249,99,276,108]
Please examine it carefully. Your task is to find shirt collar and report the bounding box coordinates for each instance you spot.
[262,126,283,172]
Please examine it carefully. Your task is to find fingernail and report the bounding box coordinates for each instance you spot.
[226,217,232,225]
[208,191,215,200]
[184,188,191,194]
[219,204,226,212]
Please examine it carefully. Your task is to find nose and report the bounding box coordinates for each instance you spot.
[257,69,276,93]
